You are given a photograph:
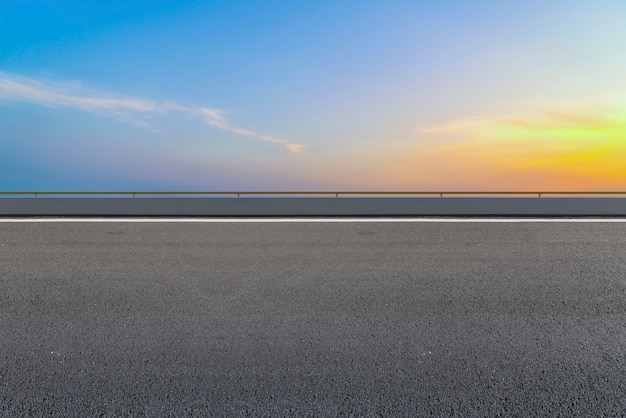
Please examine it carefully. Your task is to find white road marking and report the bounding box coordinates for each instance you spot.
[1,218,626,223]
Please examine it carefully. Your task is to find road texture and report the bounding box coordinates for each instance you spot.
[1,220,625,416]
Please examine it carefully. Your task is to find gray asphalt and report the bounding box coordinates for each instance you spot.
[1,221,625,417]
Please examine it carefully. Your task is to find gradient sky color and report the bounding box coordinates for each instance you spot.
[1,0,626,191]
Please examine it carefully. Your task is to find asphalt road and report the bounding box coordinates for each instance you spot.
[1,220,625,416]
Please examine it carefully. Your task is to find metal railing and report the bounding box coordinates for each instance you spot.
[1,191,626,198]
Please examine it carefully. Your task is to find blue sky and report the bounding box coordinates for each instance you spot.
[2,1,626,190]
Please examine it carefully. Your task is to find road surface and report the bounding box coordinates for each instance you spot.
[1,220,625,416]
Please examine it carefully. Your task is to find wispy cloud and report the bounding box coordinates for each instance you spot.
[0,73,175,114]
[198,108,257,136]
[410,97,626,188]
[0,72,305,153]
[422,95,626,137]
[422,111,625,136]
[260,135,307,153]
[317,96,626,191]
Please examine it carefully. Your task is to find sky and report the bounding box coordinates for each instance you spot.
[1,0,626,191]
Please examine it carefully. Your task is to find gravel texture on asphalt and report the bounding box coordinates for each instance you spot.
[1,222,625,416]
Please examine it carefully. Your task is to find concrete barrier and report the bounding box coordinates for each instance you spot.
[1,197,626,216]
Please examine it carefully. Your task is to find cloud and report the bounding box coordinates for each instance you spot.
[422,95,626,138]
[0,73,175,114]
[0,72,305,153]
[196,108,304,151]
[260,135,308,153]
[409,98,626,188]
[326,97,626,191]
[133,120,152,128]
[199,108,256,136]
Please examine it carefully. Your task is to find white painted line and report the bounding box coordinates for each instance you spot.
[1,218,626,223]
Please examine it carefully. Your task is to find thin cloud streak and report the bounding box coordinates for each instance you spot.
[0,72,304,153]
[198,108,257,136]
[260,135,307,153]
[0,74,173,113]
[422,95,626,136]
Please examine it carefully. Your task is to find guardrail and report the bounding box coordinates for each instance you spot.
[2,191,626,198]
[2,192,626,216]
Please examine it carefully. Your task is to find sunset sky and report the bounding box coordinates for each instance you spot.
[1,0,625,191]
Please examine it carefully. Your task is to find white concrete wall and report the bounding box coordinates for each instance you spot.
[1,197,626,216]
